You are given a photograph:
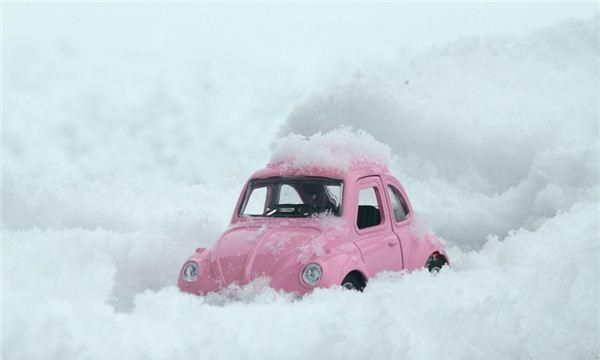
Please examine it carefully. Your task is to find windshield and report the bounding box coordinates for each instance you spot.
[239,177,343,218]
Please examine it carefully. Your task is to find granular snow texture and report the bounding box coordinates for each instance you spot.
[2,6,599,360]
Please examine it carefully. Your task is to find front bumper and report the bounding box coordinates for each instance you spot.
[176,251,337,296]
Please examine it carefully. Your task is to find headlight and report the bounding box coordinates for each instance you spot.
[182,262,198,283]
[302,263,322,286]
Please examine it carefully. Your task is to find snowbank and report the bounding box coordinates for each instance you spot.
[269,127,392,174]
[2,12,599,360]
[3,202,598,359]
[281,18,599,249]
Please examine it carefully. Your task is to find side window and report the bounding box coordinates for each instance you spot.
[357,187,382,229]
[242,186,267,215]
[387,185,409,222]
[279,184,303,204]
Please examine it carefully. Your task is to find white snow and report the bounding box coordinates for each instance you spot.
[2,7,599,360]
[269,128,392,174]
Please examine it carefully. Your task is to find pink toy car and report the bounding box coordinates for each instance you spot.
[178,161,448,295]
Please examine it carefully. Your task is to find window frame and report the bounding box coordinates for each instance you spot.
[238,176,344,218]
[354,178,387,234]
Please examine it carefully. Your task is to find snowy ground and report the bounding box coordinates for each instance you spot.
[2,5,599,360]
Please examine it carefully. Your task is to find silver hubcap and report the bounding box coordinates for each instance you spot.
[342,282,356,290]
[430,266,441,273]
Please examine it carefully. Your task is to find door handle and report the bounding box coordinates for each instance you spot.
[388,239,397,246]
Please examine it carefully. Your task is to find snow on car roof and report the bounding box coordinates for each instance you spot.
[267,127,392,176]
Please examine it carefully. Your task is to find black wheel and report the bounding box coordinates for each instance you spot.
[341,272,366,292]
[426,253,448,273]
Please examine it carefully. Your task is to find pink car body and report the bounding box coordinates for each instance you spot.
[178,161,447,295]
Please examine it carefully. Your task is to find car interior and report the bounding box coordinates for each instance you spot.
[357,205,381,229]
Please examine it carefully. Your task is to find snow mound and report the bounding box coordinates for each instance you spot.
[2,12,599,360]
[269,127,392,175]
[280,18,600,248]
[3,202,598,360]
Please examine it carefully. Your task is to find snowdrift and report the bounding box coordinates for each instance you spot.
[4,202,598,359]
[3,16,599,360]
[281,18,599,249]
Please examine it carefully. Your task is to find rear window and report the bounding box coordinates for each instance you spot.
[387,185,409,222]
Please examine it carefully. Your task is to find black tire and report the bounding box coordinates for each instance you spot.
[341,272,366,292]
[426,253,448,273]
